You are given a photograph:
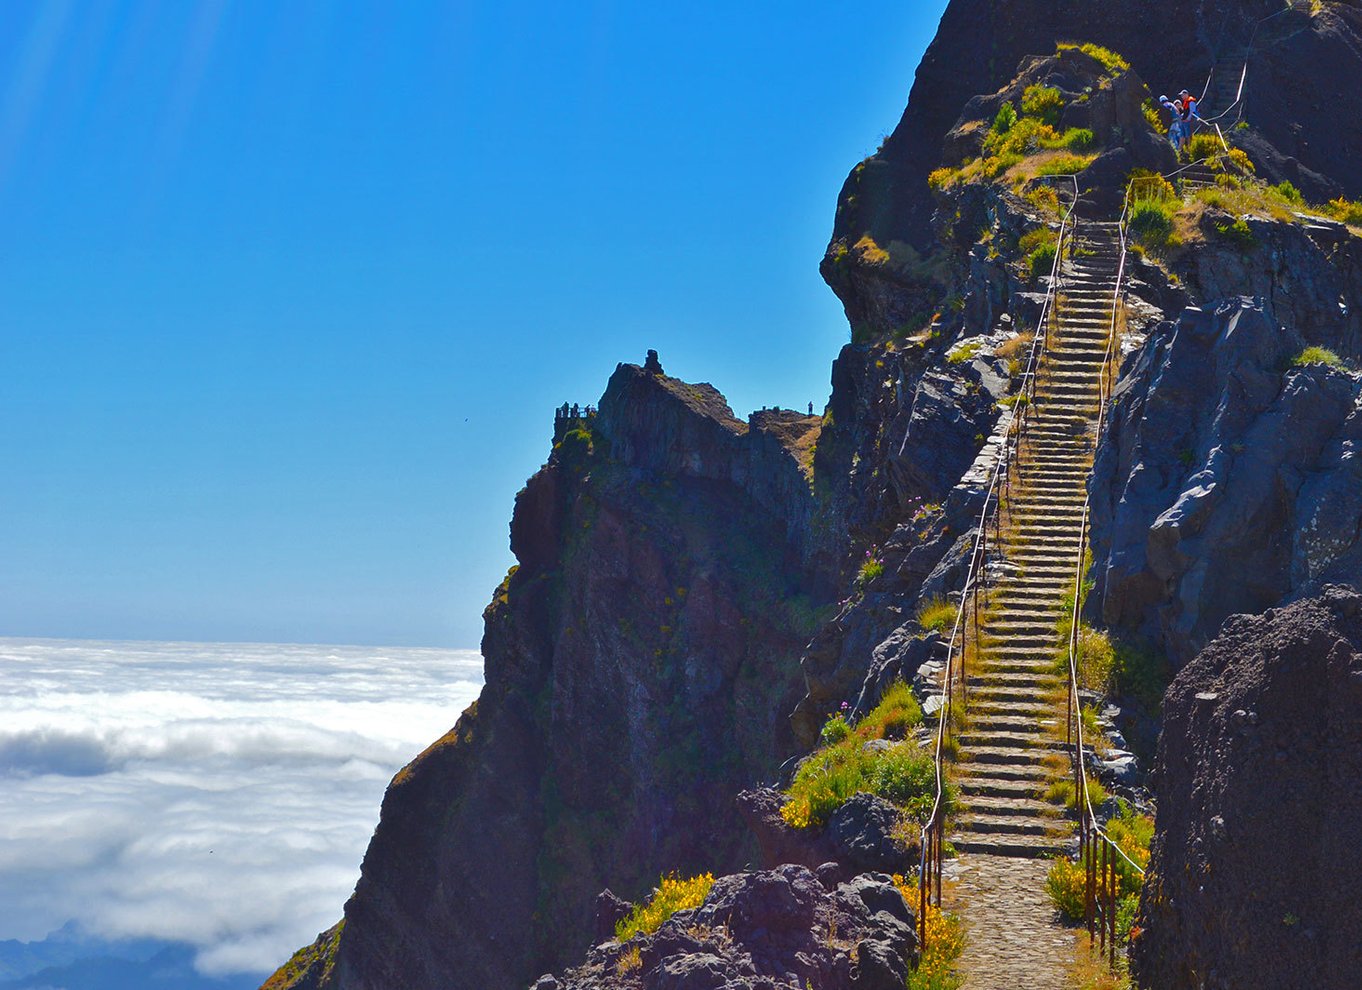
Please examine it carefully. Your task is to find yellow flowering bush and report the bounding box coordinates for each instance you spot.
[615,872,716,942]
[892,874,965,989]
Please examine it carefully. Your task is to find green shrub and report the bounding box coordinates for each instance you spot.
[869,743,936,806]
[782,735,941,829]
[1128,198,1174,239]
[1021,84,1065,126]
[983,115,1054,158]
[992,102,1018,135]
[1045,773,1108,811]
[1215,216,1256,249]
[1127,168,1177,202]
[819,712,852,745]
[1045,804,1151,940]
[783,742,876,827]
[1027,241,1057,278]
[1019,224,1059,277]
[980,151,1024,178]
[1060,127,1095,151]
[1127,198,1178,253]
[1185,132,1222,162]
[1142,99,1165,134]
[1055,623,1116,693]
[1327,197,1362,225]
[861,679,924,739]
[858,556,885,586]
[916,595,957,633]
[1293,345,1344,368]
[1044,856,1087,920]
[616,873,716,942]
[1272,180,1304,205]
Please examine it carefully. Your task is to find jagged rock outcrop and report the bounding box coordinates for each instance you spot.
[535,866,919,990]
[825,0,1362,338]
[1090,295,1362,665]
[1131,587,1362,990]
[265,365,837,990]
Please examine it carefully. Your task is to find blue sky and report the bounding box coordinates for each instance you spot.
[0,1,948,648]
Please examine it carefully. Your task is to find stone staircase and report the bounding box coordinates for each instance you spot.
[1203,52,1246,120]
[948,221,1119,858]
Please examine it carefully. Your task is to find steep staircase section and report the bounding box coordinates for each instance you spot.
[1203,51,1246,121]
[949,221,1120,858]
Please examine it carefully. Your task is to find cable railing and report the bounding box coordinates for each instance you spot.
[916,173,1080,945]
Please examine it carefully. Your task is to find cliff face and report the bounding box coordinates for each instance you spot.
[267,365,837,990]
[1131,587,1362,989]
[1089,219,1362,665]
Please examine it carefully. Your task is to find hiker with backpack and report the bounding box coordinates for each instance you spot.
[1159,94,1188,150]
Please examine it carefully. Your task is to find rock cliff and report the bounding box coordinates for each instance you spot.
[266,364,837,990]
[1090,292,1362,665]
[1131,587,1362,989]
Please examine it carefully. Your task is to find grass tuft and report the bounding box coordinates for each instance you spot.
[1293,345,1344,368]
[916,595,958,633]
[1057,42,1131,73]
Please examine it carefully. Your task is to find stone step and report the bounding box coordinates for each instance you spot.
[959,749,1062,773]
[969,711,1054,733]
[964,684,1060,709]
[968,679,1063,697]
[954,761,1052,783]
[956,776,1047,800]
[991,596,1067,609]
[986,606,1064,622]
[960,794,1056,818]
[991,615,1062,631]
[949,832,1071,858]
[956,813,1060,837]
[1014,521,1087,533]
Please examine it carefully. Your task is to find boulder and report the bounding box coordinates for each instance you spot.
[541,865,918,990]
[737,787,838,870]
[1131,587,1362,989]
[826,794,912,873]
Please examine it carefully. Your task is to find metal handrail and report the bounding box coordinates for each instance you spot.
[916,173,1080,943]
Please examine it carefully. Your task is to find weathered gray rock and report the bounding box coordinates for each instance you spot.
[826,794,910,874]
[1090,296,1362,665]
[736,787,838,872]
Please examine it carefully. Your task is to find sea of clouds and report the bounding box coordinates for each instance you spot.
[0,638,483,981]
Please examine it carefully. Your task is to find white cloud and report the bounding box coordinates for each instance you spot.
[0,638,483,976]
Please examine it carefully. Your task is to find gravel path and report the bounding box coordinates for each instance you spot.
[944,853,1074,990]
